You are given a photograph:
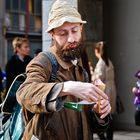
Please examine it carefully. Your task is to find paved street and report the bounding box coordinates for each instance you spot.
[93,131,140,140]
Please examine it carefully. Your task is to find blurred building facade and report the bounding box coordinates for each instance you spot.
[0,0,42,68]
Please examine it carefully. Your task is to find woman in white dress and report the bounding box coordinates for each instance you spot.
[92,41,117,140]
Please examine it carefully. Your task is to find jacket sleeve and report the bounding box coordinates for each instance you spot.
[16,53,63,114]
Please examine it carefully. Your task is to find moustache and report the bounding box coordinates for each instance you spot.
[65,42,80,50]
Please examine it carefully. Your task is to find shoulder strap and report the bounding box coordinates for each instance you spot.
[42,51,59,82]
[83,69,89,82]
[1,73,26,114]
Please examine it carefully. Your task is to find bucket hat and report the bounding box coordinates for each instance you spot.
[46,0,86,32]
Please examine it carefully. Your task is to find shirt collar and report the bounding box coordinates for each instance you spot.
[16,53,24,62]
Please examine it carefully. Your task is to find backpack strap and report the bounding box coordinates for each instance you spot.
[1,73,26,114]
[83,69,89,82]
[42,51,58,82]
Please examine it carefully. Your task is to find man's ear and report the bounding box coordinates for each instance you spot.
[49,31,54,39]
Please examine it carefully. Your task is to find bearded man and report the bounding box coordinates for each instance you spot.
[16,1,111,140]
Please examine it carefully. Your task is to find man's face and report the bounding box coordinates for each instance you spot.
[50,22,83,62]
[17,42,30,57]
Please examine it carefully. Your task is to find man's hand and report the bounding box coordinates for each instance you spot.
[93,99,111,119]
[61,81,108,103]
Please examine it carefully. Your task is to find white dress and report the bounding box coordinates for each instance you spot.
[92,58,117,113]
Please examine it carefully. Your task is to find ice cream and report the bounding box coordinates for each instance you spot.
[94,79,106,113]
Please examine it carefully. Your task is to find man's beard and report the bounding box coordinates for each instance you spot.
[55,41,82,62]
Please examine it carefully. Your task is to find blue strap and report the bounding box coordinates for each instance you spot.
[42,51,58,82]
[2,73,26,114]
[83,69,89,82]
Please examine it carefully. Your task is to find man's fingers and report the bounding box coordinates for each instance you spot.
[93,85,108,100]
[88,92,99,102]
[100,99,109,108]
[100,105,111,119]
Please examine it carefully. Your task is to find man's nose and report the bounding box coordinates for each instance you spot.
[67,33,75,43]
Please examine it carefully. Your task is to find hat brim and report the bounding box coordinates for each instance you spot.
[46,16,86,32]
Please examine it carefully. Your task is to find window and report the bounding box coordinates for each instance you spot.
[29,0,34,14]
[11,0,19,12]
[19,14,25,31]
[35,16,42,32]
[20,0,26,12]
[35,0,41,15]
[5,0,42,33]
[29,15,35,32]
[6,0,11,11]
[11,13,19,30]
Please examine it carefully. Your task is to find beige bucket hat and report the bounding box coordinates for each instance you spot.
[46,0,86,32]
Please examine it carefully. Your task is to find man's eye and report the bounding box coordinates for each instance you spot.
[59,32,66,36]
[72,28,79,33]
[72,30,78,33]
[57,31,67,36]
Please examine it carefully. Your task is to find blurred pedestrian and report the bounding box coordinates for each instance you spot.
[34,48,42,57]
[92,41,117,140]
[0,67,3,104]
[16,1,111,140]
[81,47,92,82]
[5,37,32,93]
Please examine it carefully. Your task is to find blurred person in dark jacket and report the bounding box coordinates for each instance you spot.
[5,37,32,93]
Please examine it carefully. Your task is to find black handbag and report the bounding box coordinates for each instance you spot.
[134,109,140,126]
[116,95,124,114]
[89,109,112,134]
